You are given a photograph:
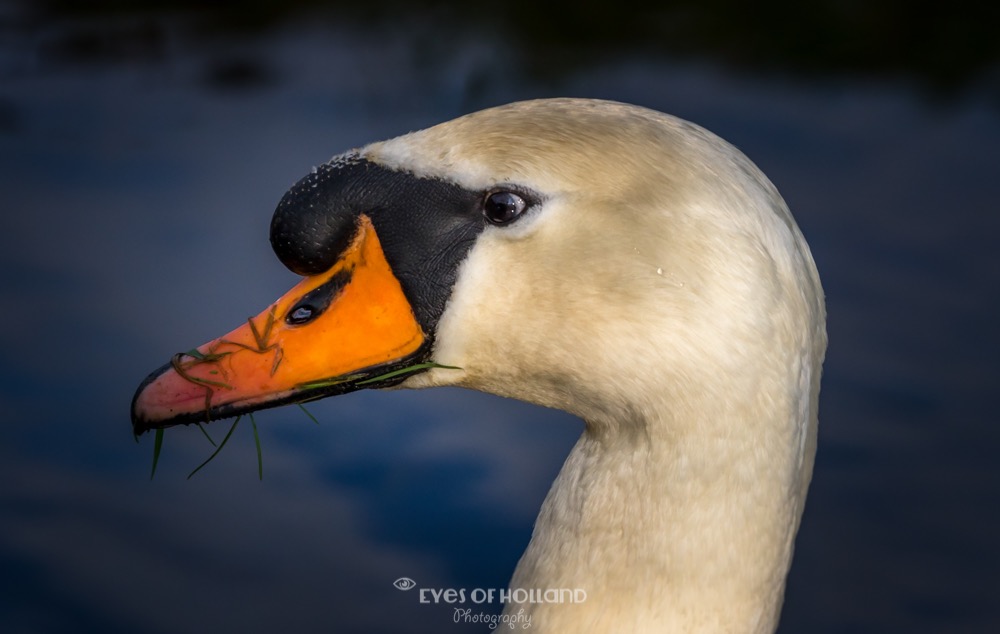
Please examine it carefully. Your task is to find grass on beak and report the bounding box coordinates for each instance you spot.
[250,413,263,480]
[298,403,320,425]
[146,361,460,480]
[357,361,461,385]
[196,423,217,447]
[298,361,460,390]
[187,416,241,480]
[170,351,234,390]
[150,428,164,480]
[183,348,230,363]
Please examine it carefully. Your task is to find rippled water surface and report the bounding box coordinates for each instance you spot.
[1,3,998,633]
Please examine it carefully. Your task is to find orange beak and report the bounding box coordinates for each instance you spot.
[131,215,427,433]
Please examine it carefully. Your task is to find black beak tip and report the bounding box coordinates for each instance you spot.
[130,361,172,437]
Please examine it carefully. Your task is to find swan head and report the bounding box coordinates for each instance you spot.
[130,98,826,633]
[131,98,824,440]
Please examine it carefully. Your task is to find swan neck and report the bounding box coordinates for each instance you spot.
[505,402,810,634]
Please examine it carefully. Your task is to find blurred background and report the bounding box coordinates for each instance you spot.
[1,1,998,632]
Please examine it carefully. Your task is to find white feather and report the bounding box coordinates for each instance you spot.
[367,99,826,634]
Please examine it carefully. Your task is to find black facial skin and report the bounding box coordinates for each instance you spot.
[272,154,489,334]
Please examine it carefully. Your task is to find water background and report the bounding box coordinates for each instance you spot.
[1,2,998,633]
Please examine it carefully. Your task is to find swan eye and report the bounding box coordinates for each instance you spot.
[483,191,527,225]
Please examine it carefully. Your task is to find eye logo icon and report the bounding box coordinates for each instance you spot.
[393,577,417,591]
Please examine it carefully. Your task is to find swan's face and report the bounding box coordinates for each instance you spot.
[371,101,813,422]
[132,99,819,434]
[361,102,699,418]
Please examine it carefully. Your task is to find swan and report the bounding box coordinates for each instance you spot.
[132,98,826,634]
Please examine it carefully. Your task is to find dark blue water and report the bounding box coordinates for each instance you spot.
[2,5,998,633]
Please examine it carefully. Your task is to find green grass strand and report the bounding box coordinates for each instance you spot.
[150,428,164,481]
[250,413,263,480]
[196,423,217,447]
[187,417,240,480]
[297,403,320,425]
